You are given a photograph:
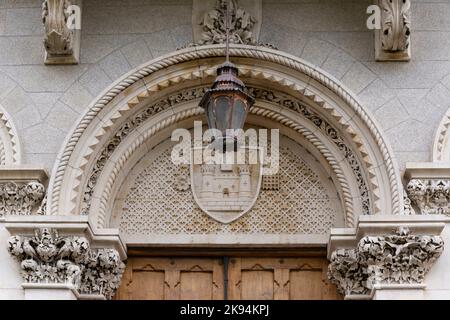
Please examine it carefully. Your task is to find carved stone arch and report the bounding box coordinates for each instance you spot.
[0,104,21,165]
[47,45,403,227]
[88,98,360,232]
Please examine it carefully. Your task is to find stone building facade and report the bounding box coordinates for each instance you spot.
[0,0,450,300]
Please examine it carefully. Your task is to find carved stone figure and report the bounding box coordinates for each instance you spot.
[7,228,125,300]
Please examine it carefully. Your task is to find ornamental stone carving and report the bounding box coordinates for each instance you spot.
[42,0,81,64]
[358,227,444,288]
[406,179,450,215]
[0,182,45,217]
[328,228,443,297]
[192,0,262,46]
[328,249,368,296]
[7,228,125,300]
[375,0,411,61]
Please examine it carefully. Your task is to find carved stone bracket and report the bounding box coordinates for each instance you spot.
[375,0,411,61]
[5,216,126,300]
[328,215,445,300]
[42,0,81,64]
[0,167,47,218]
[405,163,450,216]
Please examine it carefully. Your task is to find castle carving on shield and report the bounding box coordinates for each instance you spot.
[199,164,253,212]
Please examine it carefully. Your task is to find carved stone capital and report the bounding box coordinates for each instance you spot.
[42,0,81,64]
[5,216,126,300]
[327,248,368,296]
[0,168,47,218]
[375,0,411,61]
[406,179,450,215]
[328,216,445,300]
[358,227,444,288]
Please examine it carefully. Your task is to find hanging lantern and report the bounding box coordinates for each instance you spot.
[199,61,254,136]
[199,0,254,150]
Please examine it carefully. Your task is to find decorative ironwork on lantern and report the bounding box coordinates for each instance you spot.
[199,0,255,149]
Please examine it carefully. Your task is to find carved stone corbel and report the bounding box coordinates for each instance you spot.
[0,168,47,218]
[5,216,126,300]
[42,0,81,64]
[375,0,411,61]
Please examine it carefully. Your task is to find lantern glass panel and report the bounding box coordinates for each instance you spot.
[231,98,247,130]
[214,95,232,133]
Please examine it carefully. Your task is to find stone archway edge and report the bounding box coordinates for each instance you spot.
[48,44,402,216]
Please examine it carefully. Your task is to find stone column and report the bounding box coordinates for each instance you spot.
[5,216,126,300]
[327,215,445,300]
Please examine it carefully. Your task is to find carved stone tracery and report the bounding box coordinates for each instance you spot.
[7,228,125,300]
[328,228,444,297]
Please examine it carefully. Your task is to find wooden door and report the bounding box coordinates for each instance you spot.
[116,256,341,300]
[116,257,224,300]
[228,257,341,300]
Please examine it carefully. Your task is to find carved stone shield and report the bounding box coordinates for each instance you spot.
[190,146,263,224]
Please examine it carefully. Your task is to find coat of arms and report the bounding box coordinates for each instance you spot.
[190,146,263,224]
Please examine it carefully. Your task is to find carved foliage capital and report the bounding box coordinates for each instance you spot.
[328,228,443,297]
[0,181,45,217]
[7,228,125,300]
[407,179,450,215]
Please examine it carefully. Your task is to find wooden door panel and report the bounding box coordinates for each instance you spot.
[241,270,274,300]
[289,270,323,300]
[180,272,214,300]
[130,271,165,300]
[116,256,342,300]
[117,257,224,300]
[228,257,342,300]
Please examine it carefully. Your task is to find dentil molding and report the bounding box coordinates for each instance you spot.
[375,0,412,61]
[328,215,445,300]
[5,215,126,300]
[42,0,81,64]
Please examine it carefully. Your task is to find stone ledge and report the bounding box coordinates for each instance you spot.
[405,162,450,180]
[0,166,48,183]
